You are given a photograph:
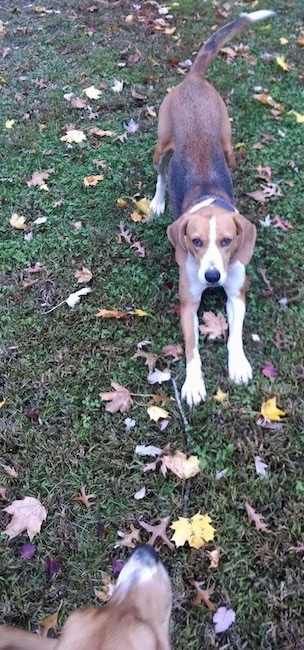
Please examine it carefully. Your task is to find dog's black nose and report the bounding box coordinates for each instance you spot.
[205,268,220,284]
[131,544,159,567]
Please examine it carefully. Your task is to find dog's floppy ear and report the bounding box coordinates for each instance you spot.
[233,213,256,265]
[167,215,189,266]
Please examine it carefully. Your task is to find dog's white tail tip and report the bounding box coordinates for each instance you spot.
[241,9,276,22]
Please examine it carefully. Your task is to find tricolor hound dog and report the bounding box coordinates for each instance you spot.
[0,546,171,650]
[150,10,274,407]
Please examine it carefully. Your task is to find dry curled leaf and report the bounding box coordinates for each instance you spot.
[200,311,228,340]
[3,496,47,541]
[74,485,96,509]
[94,573,115,602]
[131,350,159,372]
[115,523,141,548]
[207,546,221,569]
[162,343,183,361]
[83,174,104,187]
[27,168,54,188]
[191,581,218,611]
[36,603,62,638]
[245,503,270,533]
[9,213,27,230]
[100,381,133,414]
[139,516,174,550]
[147,405,170,422]
[117,221,132,244]
[147,368,171,384]
[74,266,92,284]
[1,463,18,478]
[96,309,127,319]
[89,127,116,137]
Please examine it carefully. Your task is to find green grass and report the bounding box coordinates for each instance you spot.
[1,0,304,647]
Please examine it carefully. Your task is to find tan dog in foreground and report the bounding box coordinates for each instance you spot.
[151,10,274,407]
[0,546,171,650]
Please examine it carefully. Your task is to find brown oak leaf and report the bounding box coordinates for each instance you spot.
[117,221,132,244]
[199,311,228,340]
[191,581,218,611]
[74,485,96,509]
[245,503,270,533]
[131,240,146,258]
[138,516,174,550]
[99,381,133,413]
[36,603,62,638]
[114,523,141,548]
[131,350,159,372]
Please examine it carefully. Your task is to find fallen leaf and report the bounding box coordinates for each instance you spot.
[254,456,268,477]
[131,240,146,258]
[74,266,92,284]
[5,119,15,129]
[19,543,36,559]
[0,486,7,500]
[36,604,62,638]
[135,444,162,457]
[162,451,201,480]
[100,381,133,414]
[147,405,170,422]
[262,362,278,378]
[89,127,116,137]
[3,496,47,541]
[83,174,104,187]
[245,503,270,533]
[253,93,284,113]
[134,486,146,500]
[260,397,286,422]
[61,129,86,143]
[207,546,221,569]
[117,198,128,208]
[117,221,132,244]
[96,309,127,319]
[134,197,152,216]
[74,485,96,509]
[124,417,136,430]
[9,213,27,230]
[131,350,159,372]
[147,368,171,384]
[297,35,304,47]
[133,308,149,317]
[44,557,60,579]
[279,37,288,45]
[214,388,228,403]
[288,542,304,553]
[200,311,228,340]
[276,55,290,72]
[27,168,54,188]
[272,214,293,231]
[191,581,217,611]
[139,516,174,550]
[247,189,268,203]
[71,220,82,230]
[65,287,92,308]
[215,468,229,480]
[0,400,6,409]
[170,512,215,549]
[114,523,141,548]
[124,118,139,134]
[162,343,183,361]
[112,78,123,93]
[213,607,236,634]
[131,210,142,222]
[83,85,102,99]
[64,93,88,109]
[1,464,18,478]
[33,216,48,224]
[94,573,115,602]
[146,106,157,118]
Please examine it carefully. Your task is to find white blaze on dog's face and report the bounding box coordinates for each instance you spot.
[167,205,256,285]
[185,210,238,286]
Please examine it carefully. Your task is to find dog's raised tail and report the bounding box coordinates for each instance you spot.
[191,10,275,77]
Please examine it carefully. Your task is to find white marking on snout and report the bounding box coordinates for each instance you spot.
[198,216,226,284]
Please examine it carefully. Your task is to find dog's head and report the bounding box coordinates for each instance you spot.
[167,204,256,286]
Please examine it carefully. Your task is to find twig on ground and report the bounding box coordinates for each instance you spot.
[182,480,191,518]
[171,378,189,431]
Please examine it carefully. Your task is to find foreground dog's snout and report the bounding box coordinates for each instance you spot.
[205,268,220,284]
[131,544,159,567]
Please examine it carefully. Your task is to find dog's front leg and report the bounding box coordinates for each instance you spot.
[180,296,206,407]
[225,263,252,384]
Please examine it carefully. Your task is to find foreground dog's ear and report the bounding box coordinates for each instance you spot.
[233,213,256,265]
[167,216,189,265]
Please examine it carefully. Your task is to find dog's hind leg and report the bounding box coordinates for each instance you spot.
[150,150,171,216]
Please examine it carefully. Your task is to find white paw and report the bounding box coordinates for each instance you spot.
[150,196,165,216]
[229,354,253,385]
[181,375,207,407]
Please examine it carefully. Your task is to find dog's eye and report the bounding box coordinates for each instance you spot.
[221,238,232,247]
[192,238,203,248]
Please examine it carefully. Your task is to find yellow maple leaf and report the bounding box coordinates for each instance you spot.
[61,129,87,143]
[147,406,170,422]
[5,119,15,129]
[132,308,149,317]
[288,110,304,124]
[135,197,152,216]
[214,388,227,403]
[279,37,288,45]
[83,85,102,100]
[170,512,215,549]
[116,198,128,208]
[276,56,290,72]
[9,213,27,230]
[83,174,104,187]
[260,397,286,422]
